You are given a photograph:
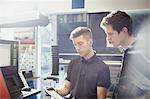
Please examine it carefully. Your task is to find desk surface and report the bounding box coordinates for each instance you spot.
[21,89,41,98]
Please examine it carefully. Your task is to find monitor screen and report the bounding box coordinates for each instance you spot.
[0,66,25,98]
[0,44,11,66]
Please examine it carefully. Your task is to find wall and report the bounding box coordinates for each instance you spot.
[0,0,149,17]
[38,0,72,14]
[39,0,150,14]
[85,0,150,12]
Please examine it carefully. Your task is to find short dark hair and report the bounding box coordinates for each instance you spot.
[100,11,133,36]
[69,27,93,40]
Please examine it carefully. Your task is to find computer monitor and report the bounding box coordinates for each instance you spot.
[0,66,25,99]
[0,40,19,67]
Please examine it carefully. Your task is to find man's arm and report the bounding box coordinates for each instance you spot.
[55,80,71,96]
[97,86,107,99]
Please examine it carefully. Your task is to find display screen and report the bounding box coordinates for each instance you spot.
[0,44,11,66]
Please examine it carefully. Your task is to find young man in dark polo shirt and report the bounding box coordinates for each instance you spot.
[100,11,150,99]
[47,27,111,99]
